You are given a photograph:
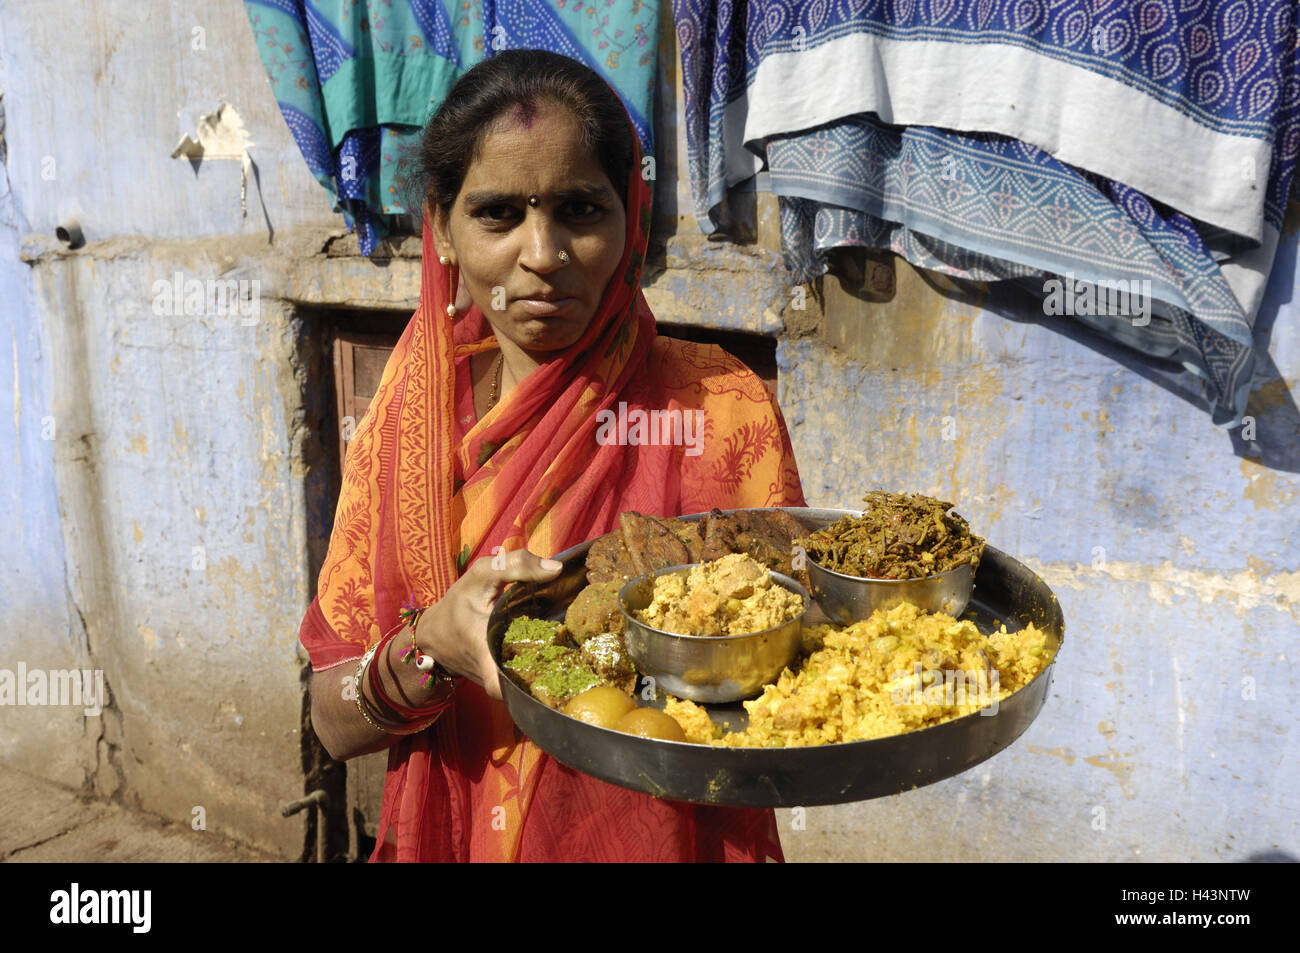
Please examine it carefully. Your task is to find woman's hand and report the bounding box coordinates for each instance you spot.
[416,550,564,701]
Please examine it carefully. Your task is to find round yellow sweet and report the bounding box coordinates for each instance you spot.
[564,685,636,728]
[613,707,688,742]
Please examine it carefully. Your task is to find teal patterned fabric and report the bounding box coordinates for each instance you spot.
[244,0,659,253]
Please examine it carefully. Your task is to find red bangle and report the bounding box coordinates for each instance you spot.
[369,632,454,720]
[398,596,459,692]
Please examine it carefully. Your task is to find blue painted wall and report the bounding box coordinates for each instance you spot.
[0,0,1293,862]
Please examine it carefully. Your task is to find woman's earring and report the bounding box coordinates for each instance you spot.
[440,256,457,318]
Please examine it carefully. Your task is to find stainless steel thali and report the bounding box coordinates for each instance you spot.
[488,507,1065,807]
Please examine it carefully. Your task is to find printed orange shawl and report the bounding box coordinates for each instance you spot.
[298,113,806,861]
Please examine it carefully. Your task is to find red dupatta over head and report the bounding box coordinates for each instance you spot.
[300,77,806,861]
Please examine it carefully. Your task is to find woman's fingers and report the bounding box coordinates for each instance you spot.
[465,549,563,600]
[496,548,565,581]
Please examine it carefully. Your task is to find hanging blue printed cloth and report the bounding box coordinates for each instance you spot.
[673,0,1300,426]
[244,0,659,254]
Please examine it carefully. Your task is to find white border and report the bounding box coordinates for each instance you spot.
[727,32,1271,242]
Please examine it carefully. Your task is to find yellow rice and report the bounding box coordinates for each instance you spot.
[666,601,1054,747]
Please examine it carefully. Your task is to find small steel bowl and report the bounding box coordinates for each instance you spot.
[619,564,808,703]
[805,557,975,625]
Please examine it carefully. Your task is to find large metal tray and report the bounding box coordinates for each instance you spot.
[488,507,1064,807]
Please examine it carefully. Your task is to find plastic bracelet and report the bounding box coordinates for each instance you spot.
[355,639,439,735]
[369,639,452,721]
[397,599,459,693]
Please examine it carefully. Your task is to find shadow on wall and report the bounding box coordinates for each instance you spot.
[1245,850,1298,862]
[973,275,1300,476]
[813,203,1300,475]
[1236,212,1300,472]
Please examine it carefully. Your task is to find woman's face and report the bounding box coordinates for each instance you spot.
[432,100,627,358]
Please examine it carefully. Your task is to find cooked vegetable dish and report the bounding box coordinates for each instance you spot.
[798,490,985,579]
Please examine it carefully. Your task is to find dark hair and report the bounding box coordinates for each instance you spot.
[412,49,635,216]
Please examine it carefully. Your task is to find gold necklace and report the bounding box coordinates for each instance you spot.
[487,351,504,412]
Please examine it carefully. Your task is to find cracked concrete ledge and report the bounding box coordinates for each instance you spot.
[0,764,280,863]
[17,227,350,265]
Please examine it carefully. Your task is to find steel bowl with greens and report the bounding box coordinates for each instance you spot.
[796,490,985,580]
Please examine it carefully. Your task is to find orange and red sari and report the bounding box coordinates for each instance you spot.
[298,109,806,861]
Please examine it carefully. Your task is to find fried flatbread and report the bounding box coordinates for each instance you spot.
[586,509,807,589]
[585,531,639,584]
[700,508,811,590]
[619,511,692,575]
[699,508,738,561]
[672,521,704,562]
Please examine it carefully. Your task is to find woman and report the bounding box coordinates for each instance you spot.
[301,49,807,862]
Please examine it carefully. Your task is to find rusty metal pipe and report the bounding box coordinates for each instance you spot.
[280,789,329,863]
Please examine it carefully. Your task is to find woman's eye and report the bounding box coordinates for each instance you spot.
[472,201,603,224]
[565,201,603,219]
[475,204,518,222]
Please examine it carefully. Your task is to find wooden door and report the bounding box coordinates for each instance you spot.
[332,333,398,468]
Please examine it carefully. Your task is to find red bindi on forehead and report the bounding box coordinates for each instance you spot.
[507,99,539,130]
[495,98,581,139]
[499,99,546,131]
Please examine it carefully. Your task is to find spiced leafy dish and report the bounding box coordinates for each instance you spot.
[797,490,985,580]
